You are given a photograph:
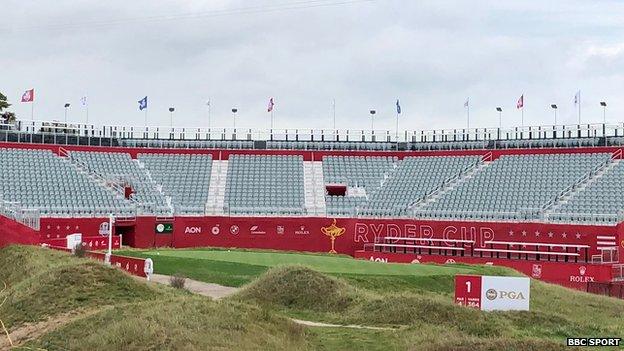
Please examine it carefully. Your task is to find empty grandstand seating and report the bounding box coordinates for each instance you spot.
[70,151,171,215]
[0,148,134,216]
[224,155,305,215]
[359,156,481,217]
[323,156,396,216]
[139,153,212,215]
[552,160,624,224]
[417,153,611,220]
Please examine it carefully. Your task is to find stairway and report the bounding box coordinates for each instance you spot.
[544,158,621,216]
[409,161,491,212]
[303,161,326,216]
[59,149,134,205]
[205,160,228,215]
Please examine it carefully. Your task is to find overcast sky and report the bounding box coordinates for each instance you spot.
[2,0,623,132]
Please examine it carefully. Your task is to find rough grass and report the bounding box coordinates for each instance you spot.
[0,246,311,350]
[0,246,163,329]
[234,265,624,350]
[27,297,309,351]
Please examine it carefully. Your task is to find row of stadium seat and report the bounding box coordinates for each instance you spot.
[0,148,134,216]
[224,155,305,215]
[2,146,623,224]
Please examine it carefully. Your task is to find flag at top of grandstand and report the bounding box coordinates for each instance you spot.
[267,97,274,112]
[396,99,401,114]
[138,96,148,111]
[21,89,34,103]
[516,94,524,109]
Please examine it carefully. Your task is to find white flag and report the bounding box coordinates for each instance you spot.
[80,96,88,107]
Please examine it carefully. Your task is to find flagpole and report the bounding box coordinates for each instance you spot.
[31,101,34,120]
[332,98,336,131]
[208,100,211,130]
[578,91,581,124]
[395,110,399,142]
[467,100,470,130]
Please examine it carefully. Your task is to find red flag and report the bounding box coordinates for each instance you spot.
[267,97,274,112]
[516,94,524,109]
[21,89,34,103]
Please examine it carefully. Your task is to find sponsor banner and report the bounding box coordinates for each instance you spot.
[155,223,173,234]
[455,275,530,311]
[480,276,530,311]
[41,235,121,250]
[355,251,614,288]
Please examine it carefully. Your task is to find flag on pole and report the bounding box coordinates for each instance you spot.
[396,99,401,114]
[464,98,469,108]
[80,96,88,106]
[138,96,148,111]
[21,89,34,103]
[516,94,524,109]
[574,90,580,105]
[267,97,274,112]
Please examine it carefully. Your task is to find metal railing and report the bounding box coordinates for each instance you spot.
[0,200,40,230]
[3,119,624,145]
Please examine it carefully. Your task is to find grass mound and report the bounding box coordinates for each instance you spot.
[236,265,358,312]
[1,259,163,328]
[27,296,308,351]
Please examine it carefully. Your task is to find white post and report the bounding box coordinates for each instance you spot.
[105,213,114,265]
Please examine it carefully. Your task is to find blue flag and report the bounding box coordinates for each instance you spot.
[396,99,401,114]
[138,96,148,111]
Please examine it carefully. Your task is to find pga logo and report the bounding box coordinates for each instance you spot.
[485,288,526,301]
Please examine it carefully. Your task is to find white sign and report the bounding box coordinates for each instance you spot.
[480,276,530,311]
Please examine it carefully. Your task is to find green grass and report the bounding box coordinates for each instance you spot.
[118,247,514,291]
[4,245,624,350]
[233,265,623,350]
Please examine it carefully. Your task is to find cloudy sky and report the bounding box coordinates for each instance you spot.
[2,0,623,133]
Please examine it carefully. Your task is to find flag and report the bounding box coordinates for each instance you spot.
[138,96,148,111]
[267,97,274,112]
[396,99,401,114]
[516,94,524,109]
[464,98,469,108]
[206,99,210,107]
[80,96,88,106]
[574,90,580,105]
[21,89,34,103]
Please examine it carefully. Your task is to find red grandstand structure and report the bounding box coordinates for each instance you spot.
[0,119,623,296]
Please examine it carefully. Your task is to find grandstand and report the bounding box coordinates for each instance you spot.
[0,119,623,290]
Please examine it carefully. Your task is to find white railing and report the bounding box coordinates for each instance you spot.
[0,200,40,230]
[613,264,624,282]
[2,119,624,145]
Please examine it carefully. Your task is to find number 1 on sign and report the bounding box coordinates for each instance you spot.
[466,281,471,293]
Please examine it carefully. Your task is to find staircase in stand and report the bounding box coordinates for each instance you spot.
[543,151,622,216]
[205,160,228,215]
[304,161,326,216]
[409,159,492,212]
[58,147,136,206]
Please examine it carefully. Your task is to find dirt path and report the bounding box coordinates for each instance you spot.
[0,308,105,349]
[146,274,396,331]
[150,274,238,300]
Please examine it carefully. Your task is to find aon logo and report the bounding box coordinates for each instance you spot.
[184,227,202,234]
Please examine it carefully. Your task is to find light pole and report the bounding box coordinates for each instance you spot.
[169,107,175,127]
[600,101,607,146]
[496,107,502,128]
[232,108,238,130]
[551,104,558,125]
[369,109,376,131]
[64,103,70,123]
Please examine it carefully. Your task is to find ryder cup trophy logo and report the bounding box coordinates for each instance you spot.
[321,219,345,254]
